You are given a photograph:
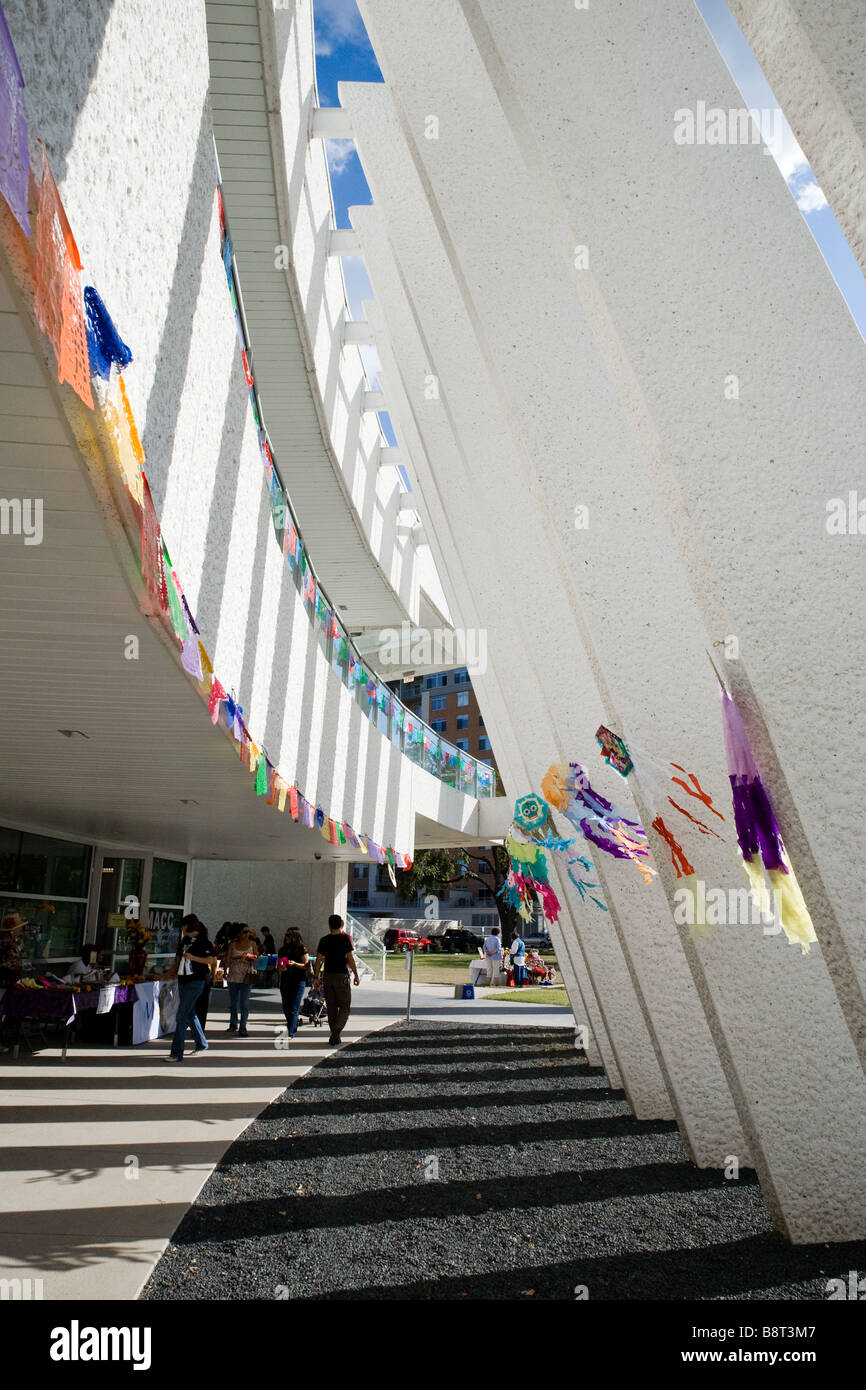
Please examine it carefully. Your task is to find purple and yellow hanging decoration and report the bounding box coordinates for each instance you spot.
[720,690,817,952]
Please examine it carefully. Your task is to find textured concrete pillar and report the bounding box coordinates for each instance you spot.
[345,108,749,1157]
[727,0,866,282]
[347,0,866,1237]
[346,133,750,1145]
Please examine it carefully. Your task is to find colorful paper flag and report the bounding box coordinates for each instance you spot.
[33,150,92,407]
[140,476,168,612]
[0,3,31,235]
[83,285,132,381]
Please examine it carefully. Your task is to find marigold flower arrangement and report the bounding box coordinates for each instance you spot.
[125,919,152,948]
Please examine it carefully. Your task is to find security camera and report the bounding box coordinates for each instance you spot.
[314,852,322,861]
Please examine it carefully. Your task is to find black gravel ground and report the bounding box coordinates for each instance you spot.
[141,1021,866,1300]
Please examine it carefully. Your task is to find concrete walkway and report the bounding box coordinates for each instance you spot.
[0,980,572,1300]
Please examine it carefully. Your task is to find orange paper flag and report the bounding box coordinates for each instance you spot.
[33,150,92,408]
[103,373,144,503]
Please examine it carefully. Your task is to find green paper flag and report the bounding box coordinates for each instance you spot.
[165,573,187,642]
[337,824,346,845]
[255,755,268,796]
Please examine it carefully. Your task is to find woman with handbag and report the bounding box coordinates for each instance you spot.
[278,928,310,1040]
[224,923,258,1036]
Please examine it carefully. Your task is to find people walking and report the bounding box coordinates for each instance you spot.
[165,917,217,1063]
[224,923,258,1035]
[278,928,310,1040]
[482,926,503,986]
[313,915,360,1046]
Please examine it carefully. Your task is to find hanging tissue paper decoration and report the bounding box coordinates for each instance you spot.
[542,763,656,885]
[0,2,31,235]
[498,794,578,925]
[595,726,633,777]
[83,285,132,380]
[102,373,144,504]
[625,743,731,884]
[33,150,93,407]
[140,476,168,612]
[720,690,817,953]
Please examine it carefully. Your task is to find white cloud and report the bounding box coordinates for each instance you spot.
[325,138,356,176]
[761,108,829,213]
[794,179,828,214]
[315,0,367,50]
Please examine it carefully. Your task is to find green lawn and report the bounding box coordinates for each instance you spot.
[485,987,569,1007]
[357,950,559,988]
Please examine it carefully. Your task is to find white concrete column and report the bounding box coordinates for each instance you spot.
[346,138,746,1154]
[346,0,866,1237]
[726,0,866,283]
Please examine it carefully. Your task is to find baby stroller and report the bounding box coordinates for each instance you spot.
[299,983,327,1028]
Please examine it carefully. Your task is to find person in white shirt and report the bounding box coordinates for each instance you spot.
[482,927,503,986]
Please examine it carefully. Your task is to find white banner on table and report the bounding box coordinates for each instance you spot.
[97,985,116,1015]
[132,980,179,1045]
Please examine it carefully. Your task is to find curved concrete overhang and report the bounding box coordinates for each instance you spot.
[204,0,439,644]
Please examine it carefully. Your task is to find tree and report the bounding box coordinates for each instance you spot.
[394,845,522,945]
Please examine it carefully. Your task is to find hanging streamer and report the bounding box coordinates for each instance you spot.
[543,762,655,884]
[720,690,817,953]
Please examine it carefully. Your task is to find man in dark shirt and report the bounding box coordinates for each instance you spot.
[314,914,360,1046]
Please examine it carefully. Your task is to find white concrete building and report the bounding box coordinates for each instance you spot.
[1,0,865,1244]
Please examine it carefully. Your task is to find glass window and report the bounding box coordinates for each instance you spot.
[14,831,91,899]
[4,897,88,967]
[0,825,19,891]
[478,735,491,751]
[354,865,369,879]
[424,674,447,688]
[457,692,469,707]
[150,858,187,908]
[431,695,446,711]
[456,715,468,729]
[452,668,469,684]
[456,738,469,751]
[431,719,447,733]
[120,859,143,902]
[478,715,485,728]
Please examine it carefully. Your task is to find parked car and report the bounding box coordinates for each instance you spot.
[441,928,484,953]
[521,933,553,950]
[383,928,433,952]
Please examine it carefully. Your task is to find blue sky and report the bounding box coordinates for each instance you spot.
[313,0,866,343]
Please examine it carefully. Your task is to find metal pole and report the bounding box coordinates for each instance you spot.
[405,945,414,1022]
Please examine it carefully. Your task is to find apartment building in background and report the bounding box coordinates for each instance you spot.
[348,669,503,930]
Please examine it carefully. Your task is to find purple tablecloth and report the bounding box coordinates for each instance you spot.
[0,985,136,1024]
[72,985,136,1013]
